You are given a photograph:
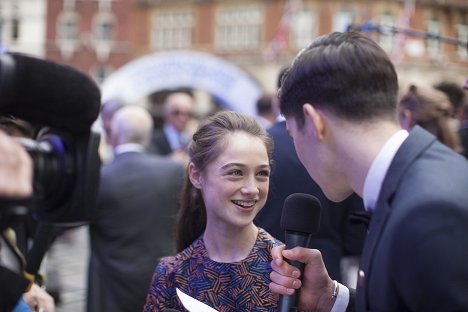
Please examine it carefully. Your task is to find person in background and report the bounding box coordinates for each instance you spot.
[254,70,367,285]
[150,92,194,165]
[99,99,125,163]
[398,84,463,153]
[433,80,466,127]
[87,106,185,312]
[433,80,468,158]
[144,111,282,311]
[458,78,468,159]
[255,94,277,129]
[268,31,468,311]
[459,96,468,159]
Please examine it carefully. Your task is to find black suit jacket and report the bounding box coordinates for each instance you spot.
[87,151,184,312]
[150,129,172,155]
[353,126,468,311]
[255,121,367,282]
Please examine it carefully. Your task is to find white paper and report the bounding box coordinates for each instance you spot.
[176,288,219,312]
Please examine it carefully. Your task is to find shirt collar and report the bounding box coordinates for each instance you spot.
[114,143,145,155]
[363,130,409,212]
[163,123,182,150]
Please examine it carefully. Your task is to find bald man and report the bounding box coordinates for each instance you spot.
[87,106,185,312]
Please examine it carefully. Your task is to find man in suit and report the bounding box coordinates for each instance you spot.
[87,105,185,312]
[254,72,366,284]
[268,31,468,311]
[150,92,193,164]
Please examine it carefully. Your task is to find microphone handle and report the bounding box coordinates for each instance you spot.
[278,232,311,312]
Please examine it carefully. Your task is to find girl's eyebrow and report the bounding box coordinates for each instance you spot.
[220,163,270,170]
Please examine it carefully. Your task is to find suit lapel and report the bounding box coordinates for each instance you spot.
[356,127,436,310]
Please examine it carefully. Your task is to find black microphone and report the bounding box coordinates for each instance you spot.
[0,52,100,135]
[278,193,321,312]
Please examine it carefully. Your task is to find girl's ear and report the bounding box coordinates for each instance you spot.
[188,162,203,189]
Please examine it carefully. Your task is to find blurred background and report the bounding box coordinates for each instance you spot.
[1,0,466,122]
[0,0,466,311]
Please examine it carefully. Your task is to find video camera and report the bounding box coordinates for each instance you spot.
[0,52,101,225]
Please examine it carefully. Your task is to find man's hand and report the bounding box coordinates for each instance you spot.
[22,283,55,312]
[0,130,32,198]
[269,245,336,312]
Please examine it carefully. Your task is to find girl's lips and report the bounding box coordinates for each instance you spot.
[232,200,257,210]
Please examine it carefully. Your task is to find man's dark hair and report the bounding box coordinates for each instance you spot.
[256,94,273,115]
[278,31,399,127]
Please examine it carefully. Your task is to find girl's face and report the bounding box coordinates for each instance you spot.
[189,131,270,230]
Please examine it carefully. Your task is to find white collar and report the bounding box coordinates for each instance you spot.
[363,130,409,212]
[114,143,145,155]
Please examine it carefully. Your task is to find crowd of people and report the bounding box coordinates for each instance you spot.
[1,30,467,312]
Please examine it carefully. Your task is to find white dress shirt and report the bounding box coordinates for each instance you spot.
[332,129,409,311]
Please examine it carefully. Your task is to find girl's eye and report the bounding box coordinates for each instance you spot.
[257,170,270,177]
[228,170,243,176]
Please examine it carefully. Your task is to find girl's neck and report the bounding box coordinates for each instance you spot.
[203,223,258,263]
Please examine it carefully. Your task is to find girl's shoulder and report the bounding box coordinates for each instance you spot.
[157,237,206,274]
[257,227,284,248]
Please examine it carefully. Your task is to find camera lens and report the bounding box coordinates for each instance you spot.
[16,133,76,213]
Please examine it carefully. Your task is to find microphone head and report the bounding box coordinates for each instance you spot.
[281,193,321,234]
[0,52,101,134]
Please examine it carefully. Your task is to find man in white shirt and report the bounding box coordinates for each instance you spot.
[268,31,468,311]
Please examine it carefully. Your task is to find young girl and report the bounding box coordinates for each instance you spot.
[144,110,282,311]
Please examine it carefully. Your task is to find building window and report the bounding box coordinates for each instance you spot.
[98,0,113,11]
[215,6,262,51]
[456,23,468,60]
[378,12,394,52]
[63,0,75,10]
[151,10,193,50]
[94,14,114,43]
[291,9,316,50]
[426,18,441,58]
[57,13,78,41]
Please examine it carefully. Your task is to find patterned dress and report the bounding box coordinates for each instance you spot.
[143,228,283,311]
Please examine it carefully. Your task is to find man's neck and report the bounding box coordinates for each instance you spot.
[332,119,402,197]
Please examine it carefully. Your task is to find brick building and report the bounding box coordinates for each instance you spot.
[11,0,468,112]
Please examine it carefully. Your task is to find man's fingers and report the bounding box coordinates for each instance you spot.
[282,247,323,266]
[269,281,296,296]
[270,269,302,290]
[271,245,285,259]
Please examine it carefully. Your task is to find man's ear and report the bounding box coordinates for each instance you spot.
[188,162,203,189]
[303,103,325,140]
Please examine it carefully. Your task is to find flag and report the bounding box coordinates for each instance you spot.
[263,0,300,62]
[391,0,415,63]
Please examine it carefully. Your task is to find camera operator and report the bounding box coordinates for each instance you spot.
[0,51,101,312]
[0,129,55,312]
